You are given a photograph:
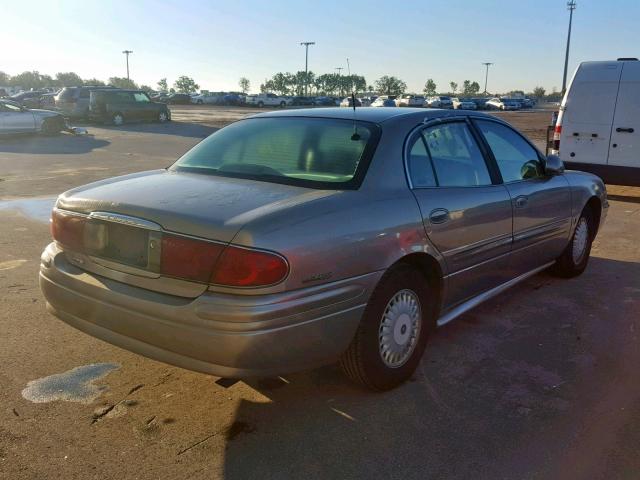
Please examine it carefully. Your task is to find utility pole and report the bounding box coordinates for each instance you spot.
[482,62,493,94]
[300,41,315,96]
[562,1,577,95]
[335,67,343,75]
[122,50,133,81]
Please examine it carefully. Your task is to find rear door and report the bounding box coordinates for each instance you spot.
[560,62,622,165]
[608,61,640,167]
[474,119,572,275]
[132,92,156,120]
[407,119,513,307]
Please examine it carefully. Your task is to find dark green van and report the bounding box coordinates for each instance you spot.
[89,90,171,125]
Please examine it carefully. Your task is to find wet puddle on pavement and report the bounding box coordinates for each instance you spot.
[0,197,56,223]
[22,363,120,404]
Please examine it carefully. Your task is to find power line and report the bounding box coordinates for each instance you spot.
[122,50,133,81]
[482,62,493,94]
[562,1,577,94]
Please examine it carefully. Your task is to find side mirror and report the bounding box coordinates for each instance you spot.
[544,154,565,175]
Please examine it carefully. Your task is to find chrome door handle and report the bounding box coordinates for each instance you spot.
[429,208,450,224]
[616,127,634,133]
[514,196,528,208]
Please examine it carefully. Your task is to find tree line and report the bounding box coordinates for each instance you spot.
[0,69,553,98]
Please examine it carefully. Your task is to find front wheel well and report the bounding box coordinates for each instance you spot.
[584,196,602,234]
[393,253,444,320]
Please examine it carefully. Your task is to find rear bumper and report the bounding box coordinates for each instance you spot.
[39,243,379,377]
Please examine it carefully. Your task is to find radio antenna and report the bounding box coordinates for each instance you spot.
[346,58,360,141]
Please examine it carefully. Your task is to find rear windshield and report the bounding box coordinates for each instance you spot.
[171,117,380,189]
[56,88,77,100]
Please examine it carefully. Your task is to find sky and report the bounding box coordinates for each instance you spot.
[1,0,639,94]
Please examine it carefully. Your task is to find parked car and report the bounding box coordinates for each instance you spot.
[469,98,489,110]
[55,86,116,118]
[89,89,171,125]
[10,90,48,108]
[339,97,362,107]
[290,96,315,106]
[313,96,337,107]
[486,97,519,111]
[39,107,608,391]
[245,93,291,108]
[451,98,478,110]
[0,98,66,135]
[223,93,244,106]
[164,93,192,105]
[396,95,425,107]
[551,58,640,186]
[191,93,224,105]
[371,97,396,107]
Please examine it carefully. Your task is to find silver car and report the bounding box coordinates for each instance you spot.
[39,108,608,390]
[0,99,66,135]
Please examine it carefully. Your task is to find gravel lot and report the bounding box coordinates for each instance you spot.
[1,106,639,480]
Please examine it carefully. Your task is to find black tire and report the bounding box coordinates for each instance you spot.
[340,264,436,391]
[197,99,203,104]
[158,110,169,123]
[41,117,62,135]
[257,101,264,108]
[550,207,595,278]
[279,101,286,108]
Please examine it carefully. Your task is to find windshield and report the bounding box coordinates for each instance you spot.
[171,117,379,189]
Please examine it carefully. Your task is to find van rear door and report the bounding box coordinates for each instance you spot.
[560,62,622,165]
[608,61,640,168]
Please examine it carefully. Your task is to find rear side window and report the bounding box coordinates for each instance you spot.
[172,117,379,189]
[407,136,437,187]
[475,120,543,182]
[418,122,492,187]
[133,93,150,102]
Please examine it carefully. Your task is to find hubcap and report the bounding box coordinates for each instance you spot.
[159,112,167,122]
[379,289,422,368]
[113,115,123,126]
[572,218,589,264]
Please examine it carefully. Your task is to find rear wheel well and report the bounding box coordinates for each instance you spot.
[584,196,601,234]
[394,253,443,320]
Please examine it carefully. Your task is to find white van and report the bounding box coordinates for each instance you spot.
[551,58,640,186]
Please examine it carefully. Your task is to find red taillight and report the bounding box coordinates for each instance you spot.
[211,246,288,287]
[160,234,224,283]
[552,124,562,150]
[51,208,85,250]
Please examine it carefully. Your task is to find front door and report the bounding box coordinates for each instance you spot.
[608,61,640,168]
[473,119,572,275]
[0,102,35,133]
[407,120,513,307]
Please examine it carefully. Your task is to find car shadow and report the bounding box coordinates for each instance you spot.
[0,133,109,155]
[219,257,640,479]
[607,193,640,204]
[98,121,217,139]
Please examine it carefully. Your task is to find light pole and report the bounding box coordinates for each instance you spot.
[482,62,493,94]
[122,50,133,81]
[300,41,315,96]
[562,0,577,95]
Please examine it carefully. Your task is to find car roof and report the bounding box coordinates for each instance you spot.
[250,107,496,124]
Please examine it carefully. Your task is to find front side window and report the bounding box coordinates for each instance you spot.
[134,93,150,102]
[172,117,378,189]
[420,122,492,187]
[475,120,543,182]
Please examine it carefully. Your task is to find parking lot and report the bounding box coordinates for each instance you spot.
[1,106,639,479]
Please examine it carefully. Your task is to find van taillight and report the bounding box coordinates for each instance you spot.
[160,234,224,283]
[552,125,562,151]
[51,208,85,250]
[211,246,289,287]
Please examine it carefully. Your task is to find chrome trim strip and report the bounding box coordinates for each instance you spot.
[437,261,554,327]
[446,233,513,261]
[89,211,162,231]
[513,218,570,243]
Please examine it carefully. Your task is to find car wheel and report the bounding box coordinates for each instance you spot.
[197,99,203,104]
[550,208,595,278]
[280,101,286,108]
[257,101,264,108]
[112,113,124,126]
[41,117,62,135]
[340,264,435,391]
[158,111,169,123]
